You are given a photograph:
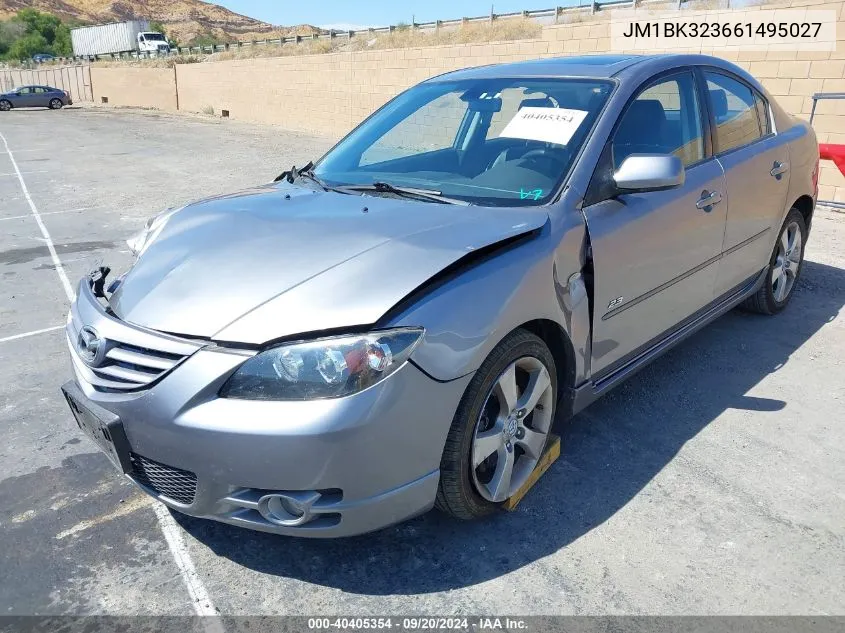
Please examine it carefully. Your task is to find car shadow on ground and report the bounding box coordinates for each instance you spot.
[175,259,844,595]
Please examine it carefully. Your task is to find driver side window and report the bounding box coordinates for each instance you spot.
[613,73,704,169]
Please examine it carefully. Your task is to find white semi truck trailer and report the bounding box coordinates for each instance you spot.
[71,20,171,57]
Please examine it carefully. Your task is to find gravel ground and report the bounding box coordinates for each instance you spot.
[0,106,843,618]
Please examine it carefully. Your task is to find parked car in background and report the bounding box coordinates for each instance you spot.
[0,86,72,111]
[32,53,56,63]
[62,54,818,538]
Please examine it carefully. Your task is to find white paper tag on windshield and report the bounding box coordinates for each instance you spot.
[498,107,589,146]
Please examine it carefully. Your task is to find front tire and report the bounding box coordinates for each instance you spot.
[49,98,63,110]
[0,100,11,112]
[436,329,557,519]
[742,208,806,315]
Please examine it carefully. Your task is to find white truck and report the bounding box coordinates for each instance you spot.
[71,20,171,58]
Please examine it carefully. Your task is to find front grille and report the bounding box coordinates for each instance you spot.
[89,341,186,391]
[130,453,197,504]
[67,297,202,392]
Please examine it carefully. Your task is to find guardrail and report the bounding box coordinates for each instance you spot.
[31,0,693,63]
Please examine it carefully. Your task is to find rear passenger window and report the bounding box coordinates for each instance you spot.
[34,87,46,94]
[754,92,771,135]
[613,72,704,168]
[705,71,764,154]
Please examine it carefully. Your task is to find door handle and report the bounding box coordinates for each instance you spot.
[770,161,789,177]
[695,190,722,210]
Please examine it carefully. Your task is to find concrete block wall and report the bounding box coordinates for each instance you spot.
[91,67,178,111]
[174,40,558,137]
[742,55,845,202]
[175,54,357,136]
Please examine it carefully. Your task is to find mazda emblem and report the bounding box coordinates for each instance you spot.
[77,326,106,367]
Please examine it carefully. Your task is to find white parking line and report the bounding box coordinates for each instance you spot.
[0,170,49,177]
[0,325,64,344]
[0,208,94,222]
[2,147,60,153]
[152,504,223,622]
[0,132,74,301]
[0,129,222,623]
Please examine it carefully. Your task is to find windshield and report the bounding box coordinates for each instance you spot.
[143,33,166,41]
[314,77,613,206]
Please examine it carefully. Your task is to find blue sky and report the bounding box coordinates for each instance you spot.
[218,0,558,29]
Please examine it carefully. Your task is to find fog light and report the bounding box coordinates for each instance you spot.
[258,491,320,527]
[265,495,304,522]
[273,496,304,518]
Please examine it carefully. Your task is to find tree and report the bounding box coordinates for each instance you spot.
[7,32,49,60]
[52,23,72,56]
[187,33,223,48]
[0,8,78,60]
[0,20,26,57]
[16,8,61,43]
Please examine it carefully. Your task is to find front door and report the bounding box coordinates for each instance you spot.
[583,71,728,378]
[12,87,35,107]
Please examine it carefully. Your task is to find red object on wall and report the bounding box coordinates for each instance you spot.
[819,143,845,177]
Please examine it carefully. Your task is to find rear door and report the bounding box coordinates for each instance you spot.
[32,87,50,107]
[704,70,790,294]
[583,70,728,378]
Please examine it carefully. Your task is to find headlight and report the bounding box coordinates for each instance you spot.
[220,328,425,401]
[126,207,181,257]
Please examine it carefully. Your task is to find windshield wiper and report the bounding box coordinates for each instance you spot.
[274,162,329,191]
[340,181,471,206]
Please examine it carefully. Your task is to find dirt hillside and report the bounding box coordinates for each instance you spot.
[0,0,317,44]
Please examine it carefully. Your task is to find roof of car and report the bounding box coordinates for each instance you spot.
[447,52,775,83]
[427,54,648,82]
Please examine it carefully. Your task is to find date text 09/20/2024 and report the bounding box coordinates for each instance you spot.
[307,617,529,630]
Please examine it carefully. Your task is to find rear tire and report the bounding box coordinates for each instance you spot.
[0,100,11,112]
[741,208,806,315]
[436,329,557,520]
[49,98,63,110]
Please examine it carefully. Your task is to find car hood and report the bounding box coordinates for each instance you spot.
[109,183,548,344]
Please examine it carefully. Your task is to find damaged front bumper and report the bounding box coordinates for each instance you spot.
[63,275,470,537]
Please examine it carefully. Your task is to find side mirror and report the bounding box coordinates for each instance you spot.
[613,154,685,193]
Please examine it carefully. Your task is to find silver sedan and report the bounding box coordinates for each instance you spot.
[62,54,818,537]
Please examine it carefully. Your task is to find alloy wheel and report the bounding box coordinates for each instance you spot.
[471,356,554,503]
[0,101,10,112]
[49,99,62,109]
[772,220,802,303]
